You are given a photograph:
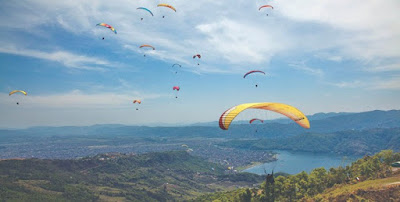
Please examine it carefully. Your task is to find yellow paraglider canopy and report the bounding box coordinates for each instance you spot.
[219,102,310,130]
[9,90,27,96]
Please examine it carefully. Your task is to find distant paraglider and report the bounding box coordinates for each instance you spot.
[157,4,176,18]
[96,23,116,40]
[9,90,27,96]
[137,7,154,21]
[250,118,264,133]
[193,54,201,65]
[9,90,27,105]
[219,102,310,130]
[243,70,266,87]
[133,99,141,110]
[259,5,274,16]
[173,86,180,98]
[139,45,155,57]
[249,118,264,124]
[172,63,182,74]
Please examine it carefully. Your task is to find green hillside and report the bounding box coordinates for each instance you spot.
[0,151,263,201]
[194,150,400,201]
[309,174,400,201]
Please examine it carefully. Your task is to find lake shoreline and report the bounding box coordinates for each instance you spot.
[243,150,361,175]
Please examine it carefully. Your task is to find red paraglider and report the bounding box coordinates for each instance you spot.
[249,118,264,124]
[173,86,180,98]
[193,54,201,65]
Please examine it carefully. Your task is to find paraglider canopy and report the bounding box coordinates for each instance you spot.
[259,5,274,10]
[193,54,201,59]
[219,102,310,130]
[133,100,141,104]
[193,54,201,65]
[173,86,180,91]
[137,7,154,16]
[249,118,264,124]
[157,4,176,12]
[96,23,117,34]
[243,70,266,78]
[139,45,155,50]
[9,90,27,96]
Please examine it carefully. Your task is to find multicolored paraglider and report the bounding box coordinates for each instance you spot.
[157,4,176,18]
[133,99,141,110]
[243,70,266,87]
[137,7,154,20]
[140,45,155,57]
[193,54,201,65]
[173,86,180,98]
[96,23,116,40]
[9,90,27,105]
[259,5,274,16]
[219,102,310,130]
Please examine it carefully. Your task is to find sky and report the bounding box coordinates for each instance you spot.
[0,0,399,128]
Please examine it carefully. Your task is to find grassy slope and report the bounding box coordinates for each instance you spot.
[310,173,400,201]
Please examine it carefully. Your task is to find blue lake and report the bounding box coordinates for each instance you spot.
[244,150,361,175]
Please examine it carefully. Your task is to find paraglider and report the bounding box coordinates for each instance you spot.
[249,118,264,124]
[9,90,27,96]
[219,102,310,130]
[172,64,182,74]
[173,86,180,98]
[96,23,116,40]
[133,99,141,110]
[243,70,266,87]
[193,54,201,65]
[157,4,176,18]
[259,5,274,16]
[243,70,266,78]
[250,118,264,133]
[137,7,154,20]
[9,90,27,105]
[139,45,155,57]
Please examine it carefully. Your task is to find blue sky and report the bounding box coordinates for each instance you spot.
[0,0,399,128]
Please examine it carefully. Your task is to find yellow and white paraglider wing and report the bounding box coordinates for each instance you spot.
[9,90,27,96]
[219,102,310,130]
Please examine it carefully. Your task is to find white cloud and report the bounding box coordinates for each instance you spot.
[328,80,364,88]
[366,63,400,72]
[370,76,400,90]
[275,0,400,61]
[195,18,289,65]
[1,0,399,73]
[289,61,324,77]
[314,52,343,62]
[0,90,167,109]
[328,76,400,90]
[0,45,111,71]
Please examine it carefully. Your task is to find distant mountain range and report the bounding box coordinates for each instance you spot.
[0,110,399,140]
